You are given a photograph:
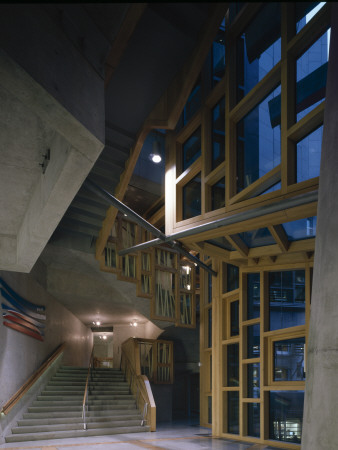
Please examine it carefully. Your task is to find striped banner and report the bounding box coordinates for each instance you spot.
[0,278,46,341]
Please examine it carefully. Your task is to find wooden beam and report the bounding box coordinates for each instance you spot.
[105,4,147,88]
[226,234,249,257]
[268,224,290,252]
[96,4,228,259]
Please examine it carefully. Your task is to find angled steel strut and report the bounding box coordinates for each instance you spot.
[85,178,217,276]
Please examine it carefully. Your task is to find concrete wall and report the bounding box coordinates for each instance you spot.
[0,264,93,410]
[302,5,338,449]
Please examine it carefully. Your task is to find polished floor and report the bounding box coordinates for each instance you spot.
[0,421,287,450]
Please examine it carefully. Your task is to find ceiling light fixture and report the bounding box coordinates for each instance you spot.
[95,321,101,326]
[150,141,162,164]
[102,335,107,340]
[130,320,138,327]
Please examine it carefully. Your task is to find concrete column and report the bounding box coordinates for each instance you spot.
[302,5,338,449]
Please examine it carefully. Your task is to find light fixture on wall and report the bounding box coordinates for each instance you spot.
[102,335,107,340]
[150,140,162,163]
[130,320,138,327]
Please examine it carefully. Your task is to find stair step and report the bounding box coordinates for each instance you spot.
[23,409,140,420]
[37,394,133,401]
[32,399,135,407]
[18,414,142,426]
[5,425,150,442]
[27,404,137,413]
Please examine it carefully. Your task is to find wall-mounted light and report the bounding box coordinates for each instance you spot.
[130,320,138,327]
[102,335,107,340]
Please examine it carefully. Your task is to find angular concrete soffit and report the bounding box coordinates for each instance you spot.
[0,49,104,272]
[95,3,229,259]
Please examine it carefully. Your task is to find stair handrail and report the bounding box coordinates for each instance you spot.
[121,339,156,431]
[82,346,94,430]
[0,343,66,416]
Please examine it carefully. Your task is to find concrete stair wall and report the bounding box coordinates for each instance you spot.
[5,366,149,442]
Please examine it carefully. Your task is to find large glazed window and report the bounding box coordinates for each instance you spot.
[182,127,201,172]
[211,97,225,170]
[269,391,304,444]
[296,126,323,182]
[273,337,305,382]
[236,3,281,102]
[182,173,201,219]
[237,85,281,193]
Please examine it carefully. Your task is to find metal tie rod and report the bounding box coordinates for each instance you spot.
[84,179,217,276]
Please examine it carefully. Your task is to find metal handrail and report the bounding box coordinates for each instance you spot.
[82,346,94,430]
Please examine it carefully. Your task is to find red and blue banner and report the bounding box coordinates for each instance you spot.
[1,277,46,341]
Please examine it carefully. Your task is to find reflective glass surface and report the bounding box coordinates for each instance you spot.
[247,324,260,358]
[182,128,201,172]
[297,126,322,182]
[208,308,212,348]
[296,2,326,34]
[230,300,239,336]
[274,337,305,381]
[228,391,239,434]
[212,98,225,169]
[270,391,304,443]
[212,19,225,86]
[248,403,260,438]
[296,29,330,122]
[227,264,239,292]
[247,273,260,320]
[269,270,305,330]
[227,343,239,386]
[208,396,212,424]
[237,3,281,102]
[239,228,275,248]
[283,217,317,241]
[247,363,260,398]
[182,173,201,219]
[211,177,225,210]
[237,85,281,192]
[177,79,202,132]
[207,269,212,304]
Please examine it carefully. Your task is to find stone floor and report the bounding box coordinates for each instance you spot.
[0,421,288,450]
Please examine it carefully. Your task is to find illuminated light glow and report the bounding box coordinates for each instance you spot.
[96,321,101,326]
[151,154,162,163]
[102,335,107,340]
[187,284,191,290]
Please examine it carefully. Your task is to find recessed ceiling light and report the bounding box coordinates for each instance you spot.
[151,154,162,163]
[96,321,101,326]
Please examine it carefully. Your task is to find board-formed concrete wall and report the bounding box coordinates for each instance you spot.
[302,4,338,449]
[0,262,93,410]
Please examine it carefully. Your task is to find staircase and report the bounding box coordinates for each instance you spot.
[5,366,149,443]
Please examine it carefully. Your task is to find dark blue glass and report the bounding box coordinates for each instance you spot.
[269,391,304,443]
[269,270,305,331]
[208,308,212,348]
[227,264,239,292]
[247,273,260,320]
[247,324,260,358]
[283,217,316,241]
[228,391,239,434]
[182,173,201,220]
[297,126,322,182]
[211,177,225,210]
[296,29,330,122]
[212,98,225,169]
[227,343,239,386]
[237,85,281,193]
[239,228,275,248]
[248,403,260,438]
[296,3,325,34]
[247,363,260,398]
[212,19,225,86]
[236,3,281,102]
[208,396,212,424]
[230,301,239,336]
[274,337,305,381]
[182,128,201,172]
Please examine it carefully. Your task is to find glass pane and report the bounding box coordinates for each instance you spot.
[207,269,212,304]
[211,177,225,210]
[283,217,317,241]
[237,85,281,193]
[247,273,260,320]
[122,255,136,278]
[274,337,305,381]
[179,293,192,325]
[105,242,116,268]
[227,264,239,292]
[237,3,281,102]
[230,301,239,336]
[141,253,151,271]
[296,29,330,122]
[155,248,175,268]
[212,98,225,169]
[247,363,260,398]
[248,403,260,438]
[239,227,275,248]
[227,343,239,386]
[247,324,260,358]
[210,354,212,391]
[296,2,326,34]
[270,391,304,444]
[183,173,201,219]
[297,126,322,182]
[269,270,306,331]
[182,127,201,172]
[228,391,239,434]
[155,270,175,319]
[177,78,202,131]
[208,396,212,424]
[212,19,225,86]
[122,221,136,247]
[180,265,192,290]
[141,274,151,294]
[208,308,212,348]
